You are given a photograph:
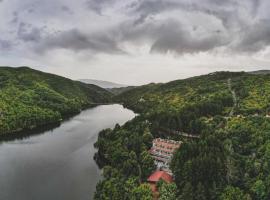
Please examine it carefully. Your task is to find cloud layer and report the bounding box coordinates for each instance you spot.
[1,0,270,56]
[0,0,270,84]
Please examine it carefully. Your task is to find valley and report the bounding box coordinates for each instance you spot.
[1,68,270,200]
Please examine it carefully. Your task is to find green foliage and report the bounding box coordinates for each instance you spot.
[180,182,193,200]
[232,75,270,115]
[251,180,267,200]
[219,186,250,200]
[195,182,207,200]
[158,182,178,200]
[94,166,153,200]
[115,72,242,134]
[0,66,111,135]
[130,184,152,200]
[94,71,270,198]
[171,130,227,200]
[140,150,155,180]
[94,167,124,200]
[94,118,155,199]
[142,128,153,148]
[169,116,270,199]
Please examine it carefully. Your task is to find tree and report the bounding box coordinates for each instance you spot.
[180,182,193,200]
[219,186,251,200]
[252,180,266,200]
[140,151,155,180]
[94,175,124,200]
[122,151,139,177]
[264,175,270,199]
[224,139,239,184]
[131,184,152,200]
[142,128,153,148]
[195,182,207,200]
[124,177,139,199]
[263,142,270,173]
[159,182,178,200]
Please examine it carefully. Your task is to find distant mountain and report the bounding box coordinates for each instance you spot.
[107,86,136,95]
[0,66,112,135]
[78,79,127,88]
[248,70,270,75]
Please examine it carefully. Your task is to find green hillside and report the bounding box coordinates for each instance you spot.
[117,71,270,115]
[115,72,270,132]
[94,72,270,199]
[0,66,111,135]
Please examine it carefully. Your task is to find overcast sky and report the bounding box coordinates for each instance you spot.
[0,0,270,85]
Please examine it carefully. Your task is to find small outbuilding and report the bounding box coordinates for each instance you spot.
[147,170,173,193]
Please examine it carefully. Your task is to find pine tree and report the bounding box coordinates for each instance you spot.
[195,182,207,200]
[180,182,193,200]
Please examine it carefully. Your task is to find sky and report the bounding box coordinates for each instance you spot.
[0,0,270,85]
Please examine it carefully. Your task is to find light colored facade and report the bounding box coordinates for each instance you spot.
[149,138,181,169]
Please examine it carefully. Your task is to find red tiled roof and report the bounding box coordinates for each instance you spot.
[147,171,173,183]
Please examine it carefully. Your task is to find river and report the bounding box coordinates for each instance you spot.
[0,104,135,200]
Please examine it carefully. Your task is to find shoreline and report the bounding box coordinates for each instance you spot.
[0,104,113,142]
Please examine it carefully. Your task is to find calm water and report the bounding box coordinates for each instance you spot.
[0,104,135,200]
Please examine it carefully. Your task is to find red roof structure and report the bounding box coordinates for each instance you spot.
[147,170,173,183]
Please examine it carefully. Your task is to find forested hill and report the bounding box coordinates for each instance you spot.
[116,71,240,114]
[0,66,111,135]
[116,71,270,124]
[95,71,270,199]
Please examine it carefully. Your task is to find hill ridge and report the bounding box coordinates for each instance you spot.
[0,66,111,135]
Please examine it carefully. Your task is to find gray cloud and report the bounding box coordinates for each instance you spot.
[130,0,180,15]
[2,0,270,57]
[10,12,19,24]
[85,0,113,14]
[0,39,12,50]
[150,21,227,54]
[128,0,228,26]
[250,0,261,16]
[105,18,228,54]
[17,22,42,42]
[60,5,73,15]
[124,0,270,54]
[35,29,124,54]
[128,0,184,26]
[128,0,259,31]
[27,8,35,13]
[233,20,270,52]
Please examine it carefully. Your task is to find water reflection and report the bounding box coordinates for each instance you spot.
[0,104,135,200]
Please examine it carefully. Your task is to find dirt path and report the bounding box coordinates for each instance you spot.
[228,78,237,117]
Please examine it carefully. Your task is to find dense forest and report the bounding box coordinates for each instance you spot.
[0,66,111,135]
[1,67,270,199]
[94,71,270,199]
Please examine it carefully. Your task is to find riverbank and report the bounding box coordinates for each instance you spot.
[0,104,117,141]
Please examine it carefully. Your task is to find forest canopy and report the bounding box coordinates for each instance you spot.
[0,66,111,135]
[94,71,270,199]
